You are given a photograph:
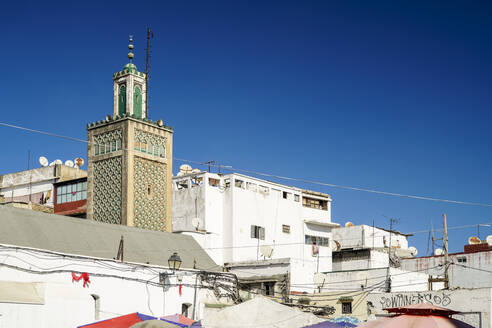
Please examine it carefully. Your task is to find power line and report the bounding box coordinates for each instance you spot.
[1,121,492,207]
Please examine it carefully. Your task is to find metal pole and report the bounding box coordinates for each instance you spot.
[443,214,449,289]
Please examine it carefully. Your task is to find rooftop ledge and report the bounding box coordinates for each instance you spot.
[304,220,340,228]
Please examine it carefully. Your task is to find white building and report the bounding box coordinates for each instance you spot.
[0,206,237,327]
[400,242,492,289]
[0,165,86,208]
[313,225,429,293]
[172,172,339,295]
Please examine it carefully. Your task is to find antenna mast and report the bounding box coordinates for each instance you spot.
[145,28,154,117]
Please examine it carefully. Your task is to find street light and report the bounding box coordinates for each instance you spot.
[168,252,182,271]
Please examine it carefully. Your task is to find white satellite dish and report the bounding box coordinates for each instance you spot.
[179,164,193,175]
[330,240,341,251]
[468,236,481,245]
[486,235,492,246]
[39,156,49,167]
[64,160,74,167]
[191,168,201,174]
[74,157,84,168]
[409,246,418,256]
[49,161,56,166]
[54,159,62,165]
[191,217,201,230]
[434,248,444,256]
[345,221,354,227]
[260,246,274,258]
[176,172,184,177]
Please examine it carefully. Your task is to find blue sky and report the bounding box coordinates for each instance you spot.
[1,1,491,253]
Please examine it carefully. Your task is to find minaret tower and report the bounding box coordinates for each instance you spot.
[113,36,147,119]
[86,36,173,232]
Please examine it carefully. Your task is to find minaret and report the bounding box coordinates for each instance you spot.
[112,36,147,119]
[86,36,174,232]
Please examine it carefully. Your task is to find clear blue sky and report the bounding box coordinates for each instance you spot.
[1,1,491,253]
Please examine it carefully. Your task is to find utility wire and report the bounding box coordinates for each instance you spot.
[1,121,492,207]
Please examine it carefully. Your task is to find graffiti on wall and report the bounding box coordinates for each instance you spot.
[378,292,452,308]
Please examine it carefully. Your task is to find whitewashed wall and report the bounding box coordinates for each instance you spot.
[313,267,429,292]
[173,172,336,291]
[332,225,410,250]
[400,250,492,289]
[0,244,235,328]
[367,288,492,328]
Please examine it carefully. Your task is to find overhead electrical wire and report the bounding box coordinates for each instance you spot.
[1,121,492,207]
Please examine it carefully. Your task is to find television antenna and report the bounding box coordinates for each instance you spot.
[145,28,154,116]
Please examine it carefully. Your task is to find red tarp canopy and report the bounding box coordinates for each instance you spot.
[78,312,157,328]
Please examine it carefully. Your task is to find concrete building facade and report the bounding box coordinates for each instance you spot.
[172,171,338,294]
[0,165,87,209]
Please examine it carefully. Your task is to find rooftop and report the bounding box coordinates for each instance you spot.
[0,205,219,270]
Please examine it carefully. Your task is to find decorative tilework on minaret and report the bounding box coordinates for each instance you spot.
[86,36,174,232]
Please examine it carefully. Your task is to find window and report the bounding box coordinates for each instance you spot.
[305,234,329,247]
[235,179,245,189]
[342,301,352,314]
[246,182,257,192]
[111,140,116,152]
[176,180,189,190]
[94,144,99,156]
[159,145,165,158]
[282,191,291,199]
[251,225,265,240]
[258,185,269,194]
[294,194,300,202]
[282,225,291,234]
[224,178,231,188]
[191,177,203,187]
[116,139,122,151]
[56,181,87,204]
[457,256,467,263]
[141,142,147,153]
[302,196,328,210]
[209,178,220,187]
[264,282,275,296]
[181,303,191,317]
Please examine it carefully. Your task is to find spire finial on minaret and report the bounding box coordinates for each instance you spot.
[128,35,134,63]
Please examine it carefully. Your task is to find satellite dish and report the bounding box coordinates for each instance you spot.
[39,156,49,167]
[330,240,341,251]
[74,157,84,168]
[434,248,444,256]
[408,246,418,256]
[191,168,201,174]
[54,159,62,165]
[468,236,481,245]
[486,235,492,246]
[64,160,74,167]
[179,164,193,175]
[49,161,56,166]
[260,246,274,258]
[176,172,184,177]
[191,217,201,230]
[345,221,354,227]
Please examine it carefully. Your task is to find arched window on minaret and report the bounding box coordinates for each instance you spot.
[134,86,142,118]
[118,84,126,116]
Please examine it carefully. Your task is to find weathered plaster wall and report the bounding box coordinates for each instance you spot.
[367,288,492,328]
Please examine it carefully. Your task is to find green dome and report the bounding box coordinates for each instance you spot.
[124,63,137,71]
